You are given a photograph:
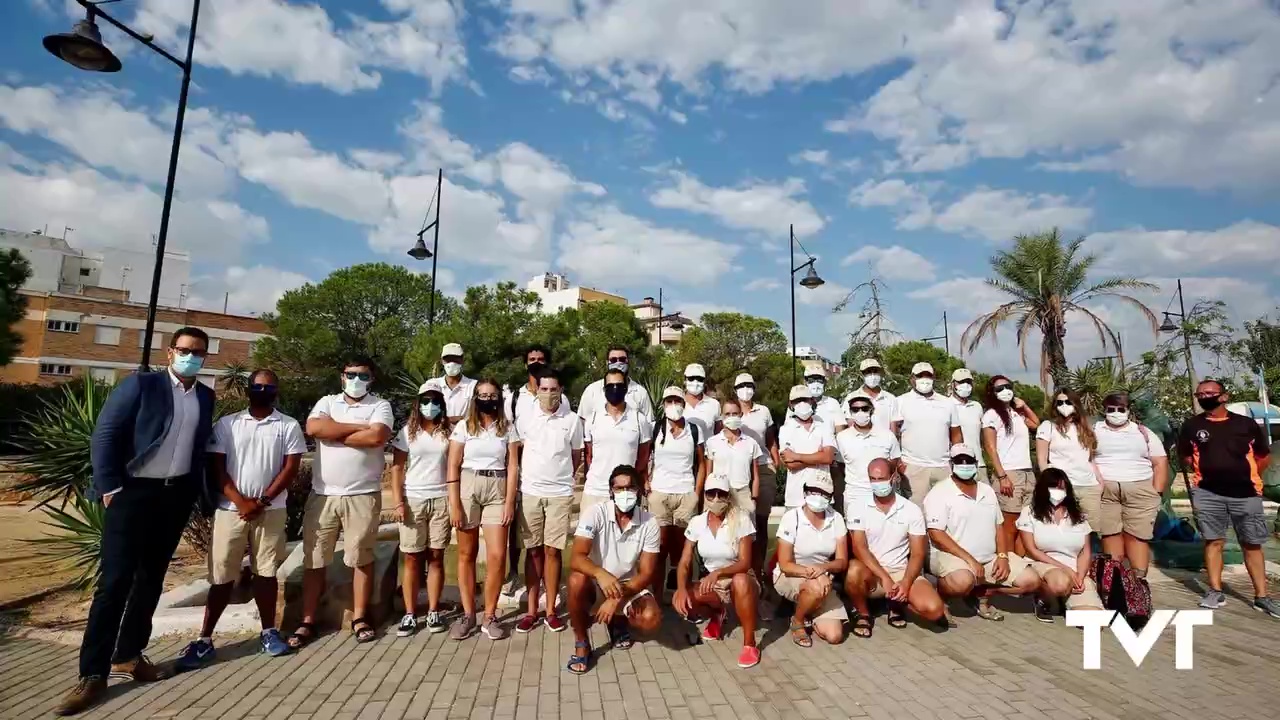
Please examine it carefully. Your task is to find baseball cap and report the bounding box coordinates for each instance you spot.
[949,443,977,460]
[952,368,974,382]
[911,362,935,376]
[734,373,755,386]
[662,386,684,401]
[441,342,464,358]
[417,380,444,395]
[789,385,812,401]
[846,390,873,406]
[803,362,825,379]
[685,363,706,378]
[804,471,835,495]
[859,358,882,372]
[704,473,731,493]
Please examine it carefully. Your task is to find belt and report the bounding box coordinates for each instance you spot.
[472,469,507,478]
[126,474,190,487]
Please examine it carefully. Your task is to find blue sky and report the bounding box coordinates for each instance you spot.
[2,0,1279,381]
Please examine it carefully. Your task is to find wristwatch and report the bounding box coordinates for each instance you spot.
[996,552,1008,559]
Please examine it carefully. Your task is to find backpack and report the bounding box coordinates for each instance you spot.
[652,419,701,477]
[1092,553,1152,628]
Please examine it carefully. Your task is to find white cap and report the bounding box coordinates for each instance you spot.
[859,358,882,372]
[805,471,834,495]
[952,368,974,382]
[911,362,935,376]
[734,373,755,386]
[846,390,873,405]
[441,342,464,358]
[662,386,684,401]
[417,380,444,395]
[704,473,731,493]
[789,385,812,401]
[950,443,977,459]
[685,363,706,378]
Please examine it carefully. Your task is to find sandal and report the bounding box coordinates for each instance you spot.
[566,641,593,675]
[852,615,873,639]
[351,617,377,643]
[287,622,316,650]
[607,620,634,650]
[789,620,812,648]
[886,603,908,629]
[973,598,1004,622]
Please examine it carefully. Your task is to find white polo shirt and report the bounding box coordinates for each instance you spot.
[705,431,762,491]
[515,408,584,498]
[451,420,519,471]
[846,494,926,571]
[835,427,900,503]
[684,511,755,572]
[1036,421,1098,487]
[308,393,395,496]
[778,418,837,508]
[684,395,721,439]
[584,406,653,497]
[579,378,654,425]
[1093,421,1166,483]
[575,502,661,581]
[392,425,450,500]
[775,507,847,569]
[788,396,846,429]
[210,409,307,510]
[739,403,775,465]
[431,374,476,419]
[893,391,955,467]
[982,409,1032,471]
[845,388,897,429]
[949,396,985,468]
[1015,508,1092,566]
[503,384,571,424]
[650,421,702,494]
[923,479,1002,564]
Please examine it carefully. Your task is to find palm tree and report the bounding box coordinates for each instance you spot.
[961,229,1159,389]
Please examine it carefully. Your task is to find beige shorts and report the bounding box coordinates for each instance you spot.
[706,570,760,605]
[580,493,610,513]
[1098,480,1161,540]
[460,469,508,529]
[988,469,1035,514]
[902,464,952,505]
[1073,484,1103,525]
[930,550,1033,587]
[400,496,451,553]
[519,494,574,549]
[209,507,287,585]
[866,567,908,599]
[731,487,756,515]
[648,490,699,528]
[755,464,778,518]
[772,572,848,621]
[303,492,381,570]
[1029,562,1103,609]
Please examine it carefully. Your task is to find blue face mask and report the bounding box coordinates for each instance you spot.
[420,401,442,419]
[171,352,204,378]
[953,464,979,481]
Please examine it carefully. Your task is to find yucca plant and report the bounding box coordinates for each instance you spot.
[11,379,105,507]
[633,363,679,414]
[27,493,107,589]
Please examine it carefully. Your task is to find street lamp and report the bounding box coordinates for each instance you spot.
[652,288,685,345]
[920,311,950,356]
[789,224,824,385]
[408,168,443,330]
[1159,278,1198,413]
[44,0,202,371]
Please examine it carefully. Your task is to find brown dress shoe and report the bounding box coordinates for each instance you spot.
[110,655,171,683]
[53,676,107,716]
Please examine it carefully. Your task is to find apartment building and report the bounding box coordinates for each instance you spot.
[525,273,693,346]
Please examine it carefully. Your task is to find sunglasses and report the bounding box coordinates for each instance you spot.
[249,383,277,393]
[343,371,372,381]
[607,356,628,363]
[735,383,755,390]
[1055,400,1073,407]
[685,376,706,382]
[705,489,730,500]
[849,405,873,413]
[1104,405,1128,413]
[172,347,208,358]
[993,384,1012,392]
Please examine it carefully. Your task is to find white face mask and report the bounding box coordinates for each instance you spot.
[343,377,370,399]
[736,387,755,402]
[863,373,882,389]
[665,404,685,421]
[792,401,814,420]
[443,362,463,378]
[1056,403,1075,418]
[850,410,872,427]
[613,490,638,513]
[685,380,704,395]
[807,381,825,397]
[914,378,934,394]
[1048,488,1068,506]
[1106,410,1129,427]
[954,383,973,399]
[607,360,629,375]
[722,415,744,431]
[804,494,830,513]
[996,388,1015,403]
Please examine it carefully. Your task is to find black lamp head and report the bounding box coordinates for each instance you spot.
[43,17,122,73]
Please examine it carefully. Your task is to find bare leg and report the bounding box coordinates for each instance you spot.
[1001,512,1022,555]
[200,583,234,638]
[568,572,595,643]
[352,563,374,620]
[793,583,826,625]
[906,578,945,622]
[842,562,874,619]
[936,572,977,600]
[982,569,1041,597]
[425,549,445,613]
[482,524,508,619]
[1124,534,1150,575]
[402,551,423,617]
[544,547,562,617]
[526,547,545,617]
[253,576,279,631]
[1040,569,1074,602]
[456,529,479,618]
[1242,543,1268,597]
[1203,539,1225,591]
[731,574,758,648]
[300,568,326,625]
[1101,533,1125,562]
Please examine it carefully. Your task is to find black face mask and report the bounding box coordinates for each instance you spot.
[476,398,501,415]
[1198,395,1223,411]
[527,361,547,378]
[604,382,627,406]
[248,389,277,408]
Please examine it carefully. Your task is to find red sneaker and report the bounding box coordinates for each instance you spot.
[515,614,540,634]
[702,608,726,641]
[544,614,566,633]
[737,645,761,669]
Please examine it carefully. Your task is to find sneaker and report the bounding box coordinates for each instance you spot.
[425,611,447,634]
[110,654,170,683]
[702,608,727,641]
[449,615,477,641]
[515,614,540,634]
[260,629,291,657]
[737,645,761,669]
[53,676,107,716]
[1033,598,1055,624]
[482,615,507,640]
[174,639,216,673]
[1199,589,1227,609]
[544,614,566,633]
[397,613,419,638]
[1253,596,1280,618]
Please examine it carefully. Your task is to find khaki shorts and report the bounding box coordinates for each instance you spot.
[648,490,699,528]
[1029,561,1103,609]
[902,464,952,505]
[519,494,574,549]
[731,487,756,515]
[707,570,760,605]
[400,496,451,553]
[772,572,848,621]
[866,567,908,599]
[1073,484,1103,525]
[461,469,508,529]
[209,507,287,585]
[580,493,610,513]
[303,492,381,570]
[930,550,1033,588]
[988,469,1035,514]
[755,464,778,518]
[1098,480,1161,540]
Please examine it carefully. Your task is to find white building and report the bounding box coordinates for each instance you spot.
[524,273,692,346]
[793,346,843,379]
[0,228,191,307]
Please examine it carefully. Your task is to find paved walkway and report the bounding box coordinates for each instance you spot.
[2,572,1278,720]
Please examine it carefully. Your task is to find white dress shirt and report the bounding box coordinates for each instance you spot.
[575,502,661,581]
[308,393,395,496]
[924,479,1003,564]
[847,494,926,571]
[135,370,202,479]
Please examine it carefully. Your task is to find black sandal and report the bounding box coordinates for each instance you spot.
[287,622,316,650]
[607,620,634,650]
[852,615,873,639]
[887,603,908,629]
[351,617,377,643]
[566,641,593,675]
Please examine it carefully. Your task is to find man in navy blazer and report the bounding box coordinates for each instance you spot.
[57,327,216,716]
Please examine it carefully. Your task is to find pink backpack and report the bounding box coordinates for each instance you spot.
[1092,553,1153,627]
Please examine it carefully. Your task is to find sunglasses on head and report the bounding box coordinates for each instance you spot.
[343,371,371,381]
[1104,405,1128,413]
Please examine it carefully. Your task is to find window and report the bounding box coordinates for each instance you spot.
[89,368,116,385]
[79,267,92,277]
[94,326,121,346]
[207,338,221,355]
[39,363,73,376]
[138,331,164,349]
[46,320,80,333]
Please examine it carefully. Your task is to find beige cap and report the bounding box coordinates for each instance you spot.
[952,368,974,382]
[704,473,731,493]
[804,471,834,495]
[911,361,935,376]
[662,386,684,401]
[684,363,706,377]
[417,380,444,395]
[802,362,825,379]
[950,443,977,459]
[789,385,812,401]
[441,342,464,358]
[734,372,755,386]
[859,358,882,372]
[846,390,873,405]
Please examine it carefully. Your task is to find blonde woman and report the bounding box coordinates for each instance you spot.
[1035,388,1101,524]
[703,398,762,514]
[447,378,520,641]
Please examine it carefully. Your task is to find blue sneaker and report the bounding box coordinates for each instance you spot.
[174,639,215,672]
[260,628,291,657]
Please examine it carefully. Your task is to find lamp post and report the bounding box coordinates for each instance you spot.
[652,288,685,345]
[920,311,950,356]
[789,224,824,385]
[45,0,201,371]
[408,168,443,330]
[1158,278,1198,413]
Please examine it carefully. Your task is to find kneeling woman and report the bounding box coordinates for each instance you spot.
[774,474,849,646]
[1016,467,1103,622]
[566,465,663,675]
[673,474,761,668]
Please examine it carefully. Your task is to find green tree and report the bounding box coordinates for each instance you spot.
[675,312,792,393]
[961,229,1158,389]
[1236,313,1280,399]
[0,248,33,366]
[879,340,967,394]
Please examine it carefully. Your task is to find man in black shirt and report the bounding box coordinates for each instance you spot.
[1177,379,1276,618]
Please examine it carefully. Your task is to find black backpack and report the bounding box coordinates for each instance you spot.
[652,419,701,477]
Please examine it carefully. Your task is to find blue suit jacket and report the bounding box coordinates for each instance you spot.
[90,371,217,512]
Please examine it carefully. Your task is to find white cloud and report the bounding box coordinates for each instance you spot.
[841,245,937,283]
[494,142,607,226]
[744,277,781,292]
[790,149,830,166]
[649,171,824,238]
[189,264,311,316]
[1087,221,1280,274]
[678,302,741,323]
[557,207,740,287]
[795,279,850,309]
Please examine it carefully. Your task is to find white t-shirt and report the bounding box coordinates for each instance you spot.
[684,395,721,439]
[579,378,654,425]
[923,479,1002,564]
[684,511,756,572]
[775,507,847,569]
[392,425,450,500]
[1093,421,1166,483]
[515,408,584,498]
[502,384,571,424]
[308,394,395,496]
[981,408,1032,471]
[846,494,926,571]
[650,421,703,494]
[835,427,900,504]
[739,403,774,465]
[950,397,985,468]
[845,388,897,429]
[583,406,653,497]
[705,431,762,491]
[431,375,476,419]
[210,410,307,511]
[893,392,955,467]
[1016,508,1092,566]
[575,502,661,581]
[778,419,837,508]
[451,420,519,471]
[1036,422,1098,487]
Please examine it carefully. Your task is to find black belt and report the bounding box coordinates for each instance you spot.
[472,469,506,478]
[126,474,191,487]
